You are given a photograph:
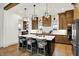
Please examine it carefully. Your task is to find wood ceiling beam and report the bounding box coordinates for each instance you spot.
[4,3,19,10]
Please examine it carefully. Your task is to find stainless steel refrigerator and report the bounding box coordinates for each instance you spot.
[72,20,79,56]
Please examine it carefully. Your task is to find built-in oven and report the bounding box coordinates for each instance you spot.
[21,30,28,35]
[67,24,72,41]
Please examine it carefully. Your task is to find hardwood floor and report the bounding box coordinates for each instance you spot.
[0,44,31,56]
[53,43,73,56]
[0,43,73,56]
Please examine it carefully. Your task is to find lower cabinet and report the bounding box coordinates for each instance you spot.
[55,35,71,44]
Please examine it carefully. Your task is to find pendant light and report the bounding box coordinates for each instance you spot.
[24,8,26,18]
[23,8,28,21]
[44,3,49,17]
[42,3,51,27]
[32,4,37,20]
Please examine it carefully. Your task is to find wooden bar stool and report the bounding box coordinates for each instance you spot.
[37,39,47,56]
[18,36,27,50]
[27,38,37,54]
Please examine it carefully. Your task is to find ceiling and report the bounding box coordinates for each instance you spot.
[4,3,74,18]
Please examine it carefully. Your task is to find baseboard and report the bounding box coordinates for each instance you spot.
[55,42,72,45]
[0,46,3,48]
[3,41,18,48]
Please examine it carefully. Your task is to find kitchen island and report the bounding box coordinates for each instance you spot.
[19,34,55,56]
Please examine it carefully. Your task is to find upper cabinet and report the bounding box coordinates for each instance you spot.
[42,15,51,27]
[74,7,79,20]
[58,10,74,29]
[59,12,66,29]
[32,17,38,29]
[73,4,79,20]
[66,10,74,24]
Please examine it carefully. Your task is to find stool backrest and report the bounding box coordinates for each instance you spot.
[37,39,47,48]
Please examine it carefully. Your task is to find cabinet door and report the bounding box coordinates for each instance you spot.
[63,16,67,29]
[55,35,66,43]
[59,13,67,29]
[59,14,63,29]
[55,35,71,44]
[23,21,27,30]
[74,7,79,20]
[66,10,74,24]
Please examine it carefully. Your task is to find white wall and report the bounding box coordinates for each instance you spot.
[0,4,4,47]
[3,11,21,47]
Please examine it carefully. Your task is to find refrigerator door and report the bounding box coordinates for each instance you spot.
[72,45,79,56]
[75,20,79,56]
[72,20,79,56]
[77,46,79,55]
[76,20,79,46]
[72,24,76,45]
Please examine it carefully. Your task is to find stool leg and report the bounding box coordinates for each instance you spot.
[37,48,39,55]
[26,42,29,51]
[31,44,33,54]
[44,47,46,56]
[25,41,27,50]
[27,45,28,50]
[22,41,23,50]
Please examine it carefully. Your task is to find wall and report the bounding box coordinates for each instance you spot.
[3,11,21,47]
[0,4,4,47]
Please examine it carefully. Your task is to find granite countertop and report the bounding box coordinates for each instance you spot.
[19,34,55,41]
[51,30,67,35]
[30,30,67,36]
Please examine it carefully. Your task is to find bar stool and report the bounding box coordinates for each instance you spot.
[37,39,47,56]
[19,36,27,50]
[27,38,37,54]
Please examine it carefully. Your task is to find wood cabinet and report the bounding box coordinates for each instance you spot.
[23,21,28,30]
[59,10,74,29]
[32,17,38,29]
[74,7,79,20]
[66,10,74,24]
[59,13,67,29]
[22,21,29,34]
[42,15,51,27]
[55,35,71,44]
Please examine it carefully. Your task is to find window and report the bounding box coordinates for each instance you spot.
[52,18,58,30]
